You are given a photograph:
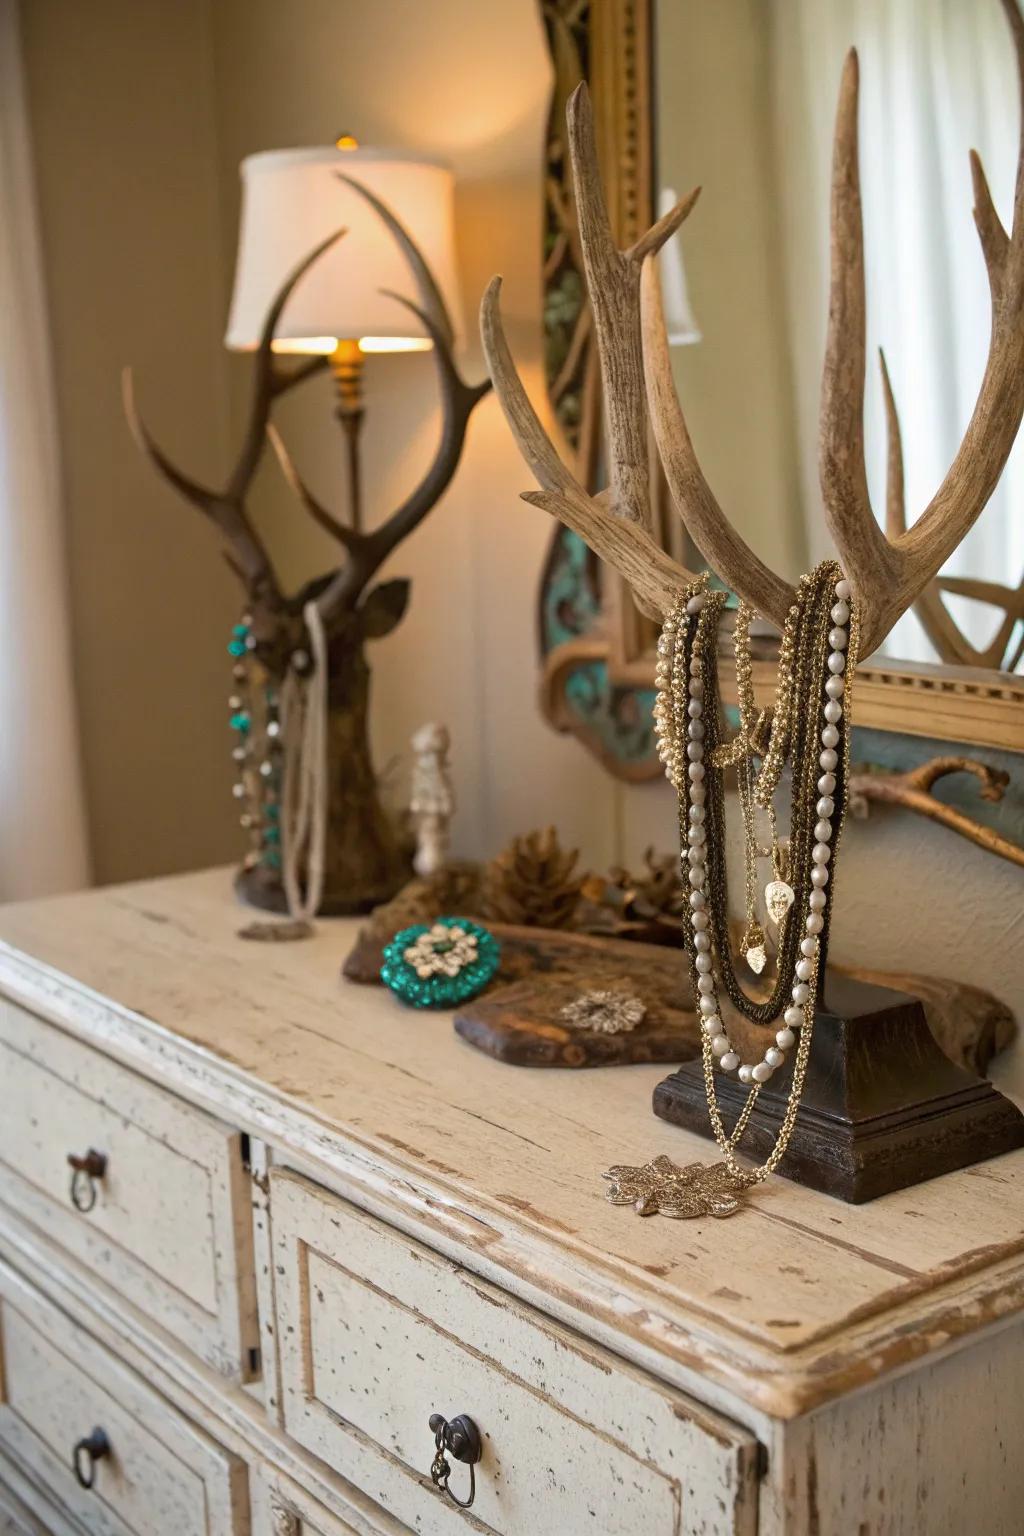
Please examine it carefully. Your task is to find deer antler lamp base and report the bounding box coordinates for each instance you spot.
[652,973,1024,1203]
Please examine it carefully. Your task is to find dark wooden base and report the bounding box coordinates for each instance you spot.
[652,974,1024,1202]
[234,862,406,918]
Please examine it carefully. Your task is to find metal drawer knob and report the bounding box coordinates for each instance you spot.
[72,1426,110,1489]
[428,1413,481,1509]
[67,1148,107,1212]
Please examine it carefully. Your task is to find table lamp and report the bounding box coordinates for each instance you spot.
[225,138,461,530]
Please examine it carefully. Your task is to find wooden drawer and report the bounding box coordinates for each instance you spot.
[271,1170,759,1536]
[251,1465,409,1536]
[0,999,257,1379]
[0,1279,249,1536]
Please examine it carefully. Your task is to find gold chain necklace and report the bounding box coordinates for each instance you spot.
[640,564,861,1209]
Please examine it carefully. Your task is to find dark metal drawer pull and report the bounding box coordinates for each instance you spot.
[67,1149,107,1212]
[428,1412,481,1509]
[72,1427,110,1489]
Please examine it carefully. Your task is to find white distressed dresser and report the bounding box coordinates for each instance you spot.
[0,868,1022,1536]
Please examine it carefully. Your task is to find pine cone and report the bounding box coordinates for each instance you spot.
[480,827,584,929]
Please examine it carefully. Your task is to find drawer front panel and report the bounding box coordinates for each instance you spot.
[272,1170,758,1536]
[0,1000,257,1378]
[0,1286,248,1536]
[251,1465,409,1536]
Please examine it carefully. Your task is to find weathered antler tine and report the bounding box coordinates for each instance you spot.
[820,50,900,655]
[641,259,795,629]
[366,291,491,551]
[566,81,667,531]
[524,491,689,621]
[480,275,696,618]
[228,228,344,498]
[122,367,280,598]
[266,424,362,551]
[337,173,455,348]
[318,291,491,620]
[122,368,218,512]
[937,574,1024,670]
[971,152,1010,289]
[867,0,1024,657]
[626,189,702,265]
[878,350,905,542]
[480,276,592,500]
[878,348,978,665]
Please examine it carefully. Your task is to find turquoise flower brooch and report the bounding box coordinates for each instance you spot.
[381,917,500,1009]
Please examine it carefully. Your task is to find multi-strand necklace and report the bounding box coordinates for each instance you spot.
[651,561,859,1200]
[228,613,284,877]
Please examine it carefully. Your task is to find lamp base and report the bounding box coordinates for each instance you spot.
[652,974,1024,1203]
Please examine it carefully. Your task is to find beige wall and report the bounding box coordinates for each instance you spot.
[20,0,239,885]
[18,0,1023,1018]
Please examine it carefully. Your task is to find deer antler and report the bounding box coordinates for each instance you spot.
[880,348,1024,669]
[640,262,797,629]
[124,230,344,612]
[489,4,1024,654]
[269,176,491,625]
[481,81,701,620]
[822,0,1024,658]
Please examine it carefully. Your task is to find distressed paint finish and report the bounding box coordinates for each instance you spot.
[0,870,1023,1532]
[272,1169,757,1536]
[249,1463,408,1536]
[0,996,258,1380]
[761,1317,1024,1535]
[0,1285,248,1535]
[0,872,1020,1421]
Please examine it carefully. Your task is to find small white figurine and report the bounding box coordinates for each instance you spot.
[410,722,454,878]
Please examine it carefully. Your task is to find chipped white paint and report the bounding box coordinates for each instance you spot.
[250,1462,406,1536]
[0,1278,248,1534]
[0,995,258,1380]
[272,1167,759,1536]
[0,868,1023,1533]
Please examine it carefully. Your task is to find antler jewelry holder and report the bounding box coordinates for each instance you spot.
[481,0,1024,1200]
[125,178,489,915]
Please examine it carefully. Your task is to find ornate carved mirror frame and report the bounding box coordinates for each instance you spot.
[536,0,1024,776]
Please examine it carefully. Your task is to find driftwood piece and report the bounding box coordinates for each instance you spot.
[452,928,699,1068]
[349,895,1013,1078]
[482,0,1024,660]
[849,756,1024,870]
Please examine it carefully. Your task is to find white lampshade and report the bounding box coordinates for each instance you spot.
[658,187,701,347]
[225,145,460,354]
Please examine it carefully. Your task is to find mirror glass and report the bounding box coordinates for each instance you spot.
[655,0,1022,671]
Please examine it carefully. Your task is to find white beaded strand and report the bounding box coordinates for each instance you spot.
[667,571,852,1082]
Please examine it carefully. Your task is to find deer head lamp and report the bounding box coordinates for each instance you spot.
[125,150,490,915]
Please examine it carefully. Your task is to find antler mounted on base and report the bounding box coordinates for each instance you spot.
[483,0,1024,664]
[126,182,490,913]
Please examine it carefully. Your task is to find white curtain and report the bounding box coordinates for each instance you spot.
[770,0,1023,664]
[0,0,90,895]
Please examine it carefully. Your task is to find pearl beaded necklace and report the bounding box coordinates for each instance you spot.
[655,566,859,1186]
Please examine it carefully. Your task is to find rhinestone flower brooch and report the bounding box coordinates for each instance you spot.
[381,917,500,1009]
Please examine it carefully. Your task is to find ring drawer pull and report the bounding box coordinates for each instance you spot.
[428,1413,481,1509]
[67,1149,107,1212]
[72,1426,110,1489]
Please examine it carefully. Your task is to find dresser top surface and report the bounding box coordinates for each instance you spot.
[1,865,1021,1421]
